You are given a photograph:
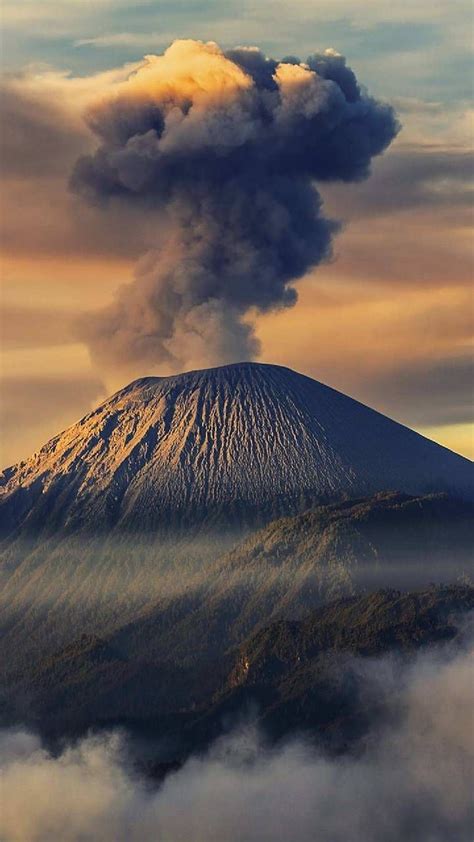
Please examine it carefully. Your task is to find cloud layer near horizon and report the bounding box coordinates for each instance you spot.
[1,641,473,842]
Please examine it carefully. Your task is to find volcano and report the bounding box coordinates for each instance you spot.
[1,362,472,537]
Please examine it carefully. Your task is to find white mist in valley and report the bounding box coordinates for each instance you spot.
[1,637,473,842]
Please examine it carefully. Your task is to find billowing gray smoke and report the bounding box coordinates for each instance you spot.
[71,39,399,375]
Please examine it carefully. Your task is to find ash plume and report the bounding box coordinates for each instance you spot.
[71,39,399,377]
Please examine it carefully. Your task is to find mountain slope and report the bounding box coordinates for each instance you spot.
[1,363,472,539]
[106,492,474,665]
[3,584,472,750]
[1,490,471,676]
[206,583,474,747]
[0,365,471,672]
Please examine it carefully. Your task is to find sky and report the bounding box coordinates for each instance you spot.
[1,0,473,466]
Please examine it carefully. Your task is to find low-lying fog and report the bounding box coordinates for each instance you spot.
[2,629,473,842]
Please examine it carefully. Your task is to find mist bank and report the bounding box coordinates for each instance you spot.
[1,492,472,675]
[1,635,473,842]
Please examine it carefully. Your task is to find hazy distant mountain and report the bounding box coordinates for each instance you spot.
[1,363,472,540]
[102,492,474,666]
[3,488,470,684]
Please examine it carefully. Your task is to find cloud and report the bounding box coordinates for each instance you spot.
[314,145,474,295]
[325,145,474,219]
[69,39,398,378]
[0,80,87,180]
[75,32,173,49]
[0,62,141,179]
[361,354,474,428]
[0,376,105,467]
[2,0,469,34]
[0,63,155,263]
[272,0,471,27]
[1,63,469,272]
[1,307,77,350]
[391,96,443,115]
[0,0,131,33]
[1,639,472,842]
[2,0,471,118]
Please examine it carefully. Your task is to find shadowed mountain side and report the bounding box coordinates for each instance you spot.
[2,585,472,759]
[1,364,472,543]
[107,493,474,666]
[0,492,472,676]
[0,633,225,741]
[196,583,474,748]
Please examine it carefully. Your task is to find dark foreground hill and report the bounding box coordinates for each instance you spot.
[3,584,472,763]
[216,583,474,742]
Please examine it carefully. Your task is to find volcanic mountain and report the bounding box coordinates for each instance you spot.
[1,362,472,539]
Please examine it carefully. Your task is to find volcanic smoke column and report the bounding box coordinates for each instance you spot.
[71,39,399,376]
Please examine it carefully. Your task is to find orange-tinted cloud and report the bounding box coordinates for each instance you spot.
[1,375,105,466]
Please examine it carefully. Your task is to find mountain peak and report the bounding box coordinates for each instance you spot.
[1,362,472,537]
[113,361,302,396]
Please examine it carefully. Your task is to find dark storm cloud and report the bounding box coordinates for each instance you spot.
[364,354,474,428]
[325,146,474,219]
[70,39,398,374]
[224,47,361,100]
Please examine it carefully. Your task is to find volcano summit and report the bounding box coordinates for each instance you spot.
[1,363,472,537]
